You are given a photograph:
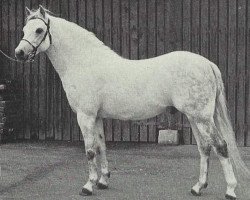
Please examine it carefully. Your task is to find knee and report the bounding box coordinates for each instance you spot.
[201,145,212,156]
[86,149,96,160]
[96,146,101,155]
[216,140,229,158]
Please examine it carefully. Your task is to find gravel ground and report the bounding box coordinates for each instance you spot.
[0,141,250,200]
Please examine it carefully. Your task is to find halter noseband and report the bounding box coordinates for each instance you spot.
[21,17,52,60]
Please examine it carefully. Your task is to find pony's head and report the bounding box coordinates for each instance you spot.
[15,5,52,62]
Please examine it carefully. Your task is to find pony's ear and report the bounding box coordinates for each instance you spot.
[39,5,46,18]
[25,7,31,16]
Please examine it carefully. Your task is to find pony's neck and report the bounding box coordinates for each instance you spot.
[46,16,118,77]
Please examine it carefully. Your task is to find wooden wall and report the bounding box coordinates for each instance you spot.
[0,0,249,146]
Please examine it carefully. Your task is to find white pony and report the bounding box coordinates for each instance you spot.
[15,6,249,200]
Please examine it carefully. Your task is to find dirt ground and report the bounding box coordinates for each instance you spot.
[0,142,250,200]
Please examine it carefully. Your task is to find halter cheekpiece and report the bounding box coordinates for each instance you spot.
[21,17,52,60]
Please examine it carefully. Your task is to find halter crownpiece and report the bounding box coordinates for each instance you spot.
[21,17,52,61]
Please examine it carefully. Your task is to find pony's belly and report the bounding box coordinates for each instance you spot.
[99,97,171,120]
[99,106,166,120]
[99,82,172,120]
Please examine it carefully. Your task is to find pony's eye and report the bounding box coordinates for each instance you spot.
[36,28,43,34]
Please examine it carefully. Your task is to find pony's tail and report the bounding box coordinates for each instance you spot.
[210,63,250,180]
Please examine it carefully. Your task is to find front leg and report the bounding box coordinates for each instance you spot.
[77,112,97,196]
[95,118,110,189]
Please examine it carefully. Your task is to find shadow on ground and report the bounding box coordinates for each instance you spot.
[0,141,250,200]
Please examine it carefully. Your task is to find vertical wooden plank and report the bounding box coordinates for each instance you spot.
[95,0,105,140]
[218,0,232,143]
[112,0,121,55]
[45,0,54,140]
[103,0,114,141]
[120,0,131,141]
[95,0,103,41]
[167,0,183,51]
[0,0,3,75]
[103,0,111,47]
[200,0,209,144]
[68,0,79,141]
[9,0,18,139]
[164,0,172,134]
[182,0,192,144]
[112,0,123,142]
[227,0,237,134]
[156,0,166,137]
[156,5,165,84]
[138,0,148,142]
[23,0,32,139]
[247,0,250,146]
[167,0,183,133]
[164,0,170,52]
[209,0,219,64]
[38,58,47,140]
[29,0,39,140]
[48,0,62,141]
[182,0,191,52]
[16,0,25,139]
[2,0,10,80]
[191,0,200,55]
[86,0,95,32]
[163,0,172,134]
[218,0,228,95]
[78,0,86,141]
[130,0,139,142]
[200,0,209,58]
[1,2,5,81]
[38,0,48,141]
[78,0,86,30]
[191,0,200,144]
[236,0,246,146]
[0,0,1,33]
[9,0,16,79]
[60,0,71,140]
[147,0,157,142]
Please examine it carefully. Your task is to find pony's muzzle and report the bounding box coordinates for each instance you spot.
[15,48,28,61]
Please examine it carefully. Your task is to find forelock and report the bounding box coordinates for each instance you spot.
[25,10,41,23]
[25,7,56,23]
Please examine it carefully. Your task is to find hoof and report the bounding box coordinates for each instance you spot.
[79,188,93,196]
[191,189,201,196]
[225,194,236,200]
[97,182,108,190]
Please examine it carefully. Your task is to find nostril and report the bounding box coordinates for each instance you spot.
[15,49,25,60]
[19,50,24,56]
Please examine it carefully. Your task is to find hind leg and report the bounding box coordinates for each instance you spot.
[190,120,211,196]
[193,119,237,199]
[213,139,237,199]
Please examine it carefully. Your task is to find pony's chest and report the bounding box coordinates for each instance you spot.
[61,76,99,113]
[62,83,80,112]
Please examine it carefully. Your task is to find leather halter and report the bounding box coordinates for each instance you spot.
[21,17,52,59]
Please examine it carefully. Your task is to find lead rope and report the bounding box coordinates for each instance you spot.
[0,49,24,63]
